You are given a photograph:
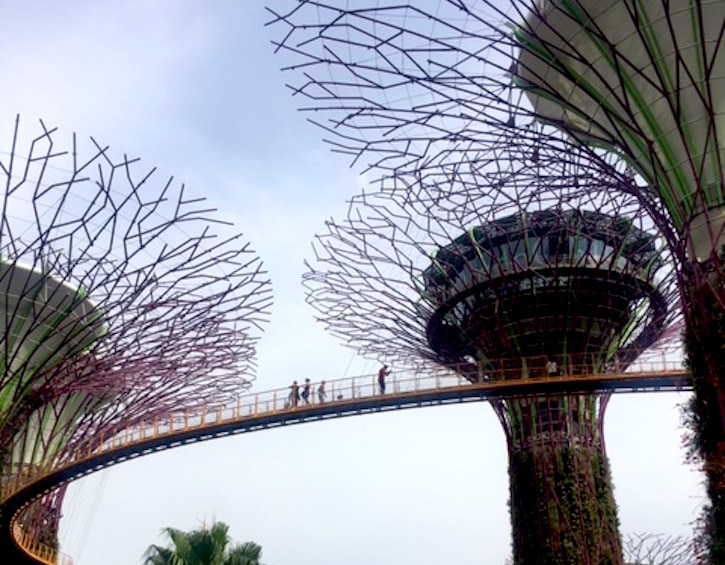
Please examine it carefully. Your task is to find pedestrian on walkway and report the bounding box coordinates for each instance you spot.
[289,380,300,408]
[378,364,391,394]
[301,378,311,405]
[317,380,327,403]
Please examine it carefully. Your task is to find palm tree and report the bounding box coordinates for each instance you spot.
[143,545,177,565]
[225,542,264,565]
[142,520,264,565]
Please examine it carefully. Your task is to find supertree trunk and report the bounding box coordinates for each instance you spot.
[500,396,621,564]
[682,261,725,561]
[509,442,619,564]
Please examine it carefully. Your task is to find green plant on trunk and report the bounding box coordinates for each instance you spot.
[509,445,621,565]
[682,261,725,564]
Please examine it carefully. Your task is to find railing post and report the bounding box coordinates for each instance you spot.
[273,391,277,413]
[236,395,241,419]
[254,394,259,416]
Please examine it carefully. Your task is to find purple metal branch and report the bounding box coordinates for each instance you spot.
[0,116,272,543]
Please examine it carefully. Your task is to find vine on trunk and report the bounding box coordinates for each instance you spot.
[509,445,621,565]
[682,260,725,564]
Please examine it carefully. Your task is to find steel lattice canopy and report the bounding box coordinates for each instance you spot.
[516,0,725,259]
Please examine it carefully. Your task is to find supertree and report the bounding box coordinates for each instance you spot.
[0,116,272,562]
[266,1,721,557]
[514,5,725,560]
[303,134,681,564]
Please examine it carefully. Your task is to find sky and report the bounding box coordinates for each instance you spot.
[0,2,704,564]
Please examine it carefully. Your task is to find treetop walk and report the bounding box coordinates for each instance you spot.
[9,360,689,564]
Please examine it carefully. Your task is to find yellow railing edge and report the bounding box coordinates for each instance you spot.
[13,521,73,565]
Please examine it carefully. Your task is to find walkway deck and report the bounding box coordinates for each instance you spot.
[5,362,690,564]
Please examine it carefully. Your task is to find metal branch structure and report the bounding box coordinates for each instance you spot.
[304,136,681,565]
[0,116,272,561]
[266,1,534,174]
[267,2,724,559]
[622,533,698,565]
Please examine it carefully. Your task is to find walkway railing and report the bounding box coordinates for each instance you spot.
[13,523,72,565]
[8,359,689,564]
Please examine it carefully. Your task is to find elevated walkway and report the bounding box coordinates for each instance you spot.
[5,361,690,564]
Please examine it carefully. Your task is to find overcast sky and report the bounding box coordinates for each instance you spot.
[0,2,703,564]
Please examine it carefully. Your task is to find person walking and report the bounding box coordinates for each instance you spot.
[289,380,300,408]
[378,364,391,394]
[317,380,327,403]
[301,378,311,405]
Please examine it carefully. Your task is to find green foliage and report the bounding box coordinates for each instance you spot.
[225,542,264,565]
[682,262,725,564]
[143,520,264,565]
[509,445,622,565]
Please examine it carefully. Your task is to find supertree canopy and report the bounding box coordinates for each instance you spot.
[304,136,680,565]
[267,1,721,558]
[0,116,272,558]
[266,1,529,174]
[516,1,724,262]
